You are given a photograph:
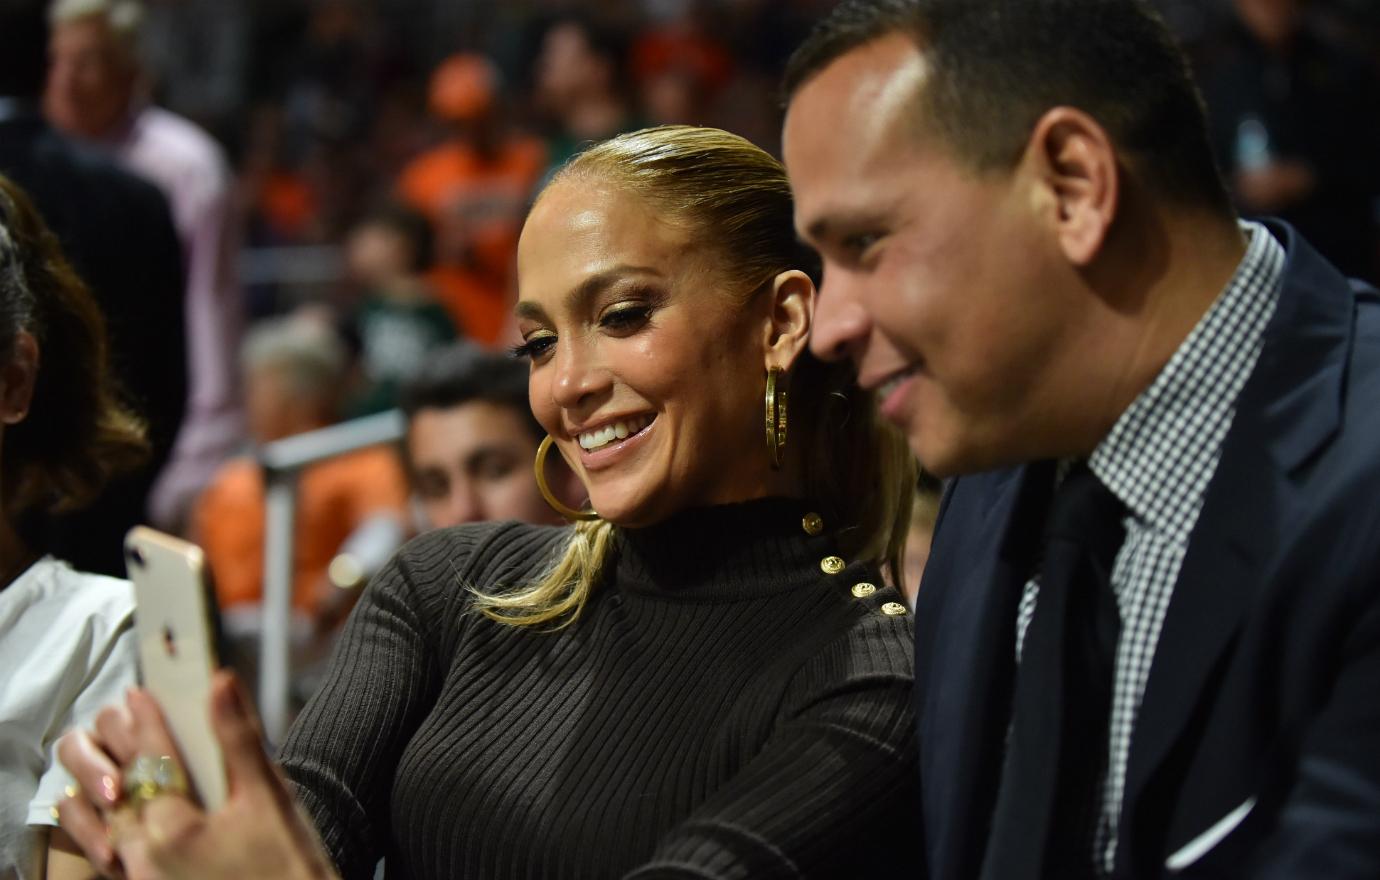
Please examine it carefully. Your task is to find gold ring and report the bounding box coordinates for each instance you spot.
[122,755,188,812]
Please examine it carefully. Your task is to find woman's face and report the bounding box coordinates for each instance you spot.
[515,180,775,527]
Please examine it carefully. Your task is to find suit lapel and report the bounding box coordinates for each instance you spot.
[924,462,1054,880]
[1118,222,1355,871]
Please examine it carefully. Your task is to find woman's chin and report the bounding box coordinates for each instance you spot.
[587,488,669,530]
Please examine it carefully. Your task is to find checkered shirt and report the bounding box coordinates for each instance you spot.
[1013,221,1286,876]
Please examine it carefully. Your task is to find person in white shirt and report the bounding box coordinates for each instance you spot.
[0,173,147,878]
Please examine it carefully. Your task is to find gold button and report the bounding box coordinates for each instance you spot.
[851,582,877,598]
[801,512,824,536]
[820,555,845,575]
[882,602,907,616]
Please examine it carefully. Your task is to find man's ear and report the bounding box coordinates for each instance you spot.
[1025,107,1119,267]
[761,270,817,372]
[0,331,39,425]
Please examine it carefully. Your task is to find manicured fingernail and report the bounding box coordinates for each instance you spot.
[50,806,60,822]
[101,775,119,804]
[64,784,78,800]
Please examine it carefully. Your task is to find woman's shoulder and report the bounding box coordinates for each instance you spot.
[393,521,571,594]
[1,556,135,633]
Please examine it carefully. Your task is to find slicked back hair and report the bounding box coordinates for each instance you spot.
[783,0,1232,214]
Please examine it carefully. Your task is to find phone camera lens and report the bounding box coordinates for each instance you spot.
[126,545,146,569]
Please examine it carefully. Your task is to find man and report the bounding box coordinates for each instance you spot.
[47,0,246,531]
[399,344,579,529]
[0,0,185,575]
[782,0,1380,877]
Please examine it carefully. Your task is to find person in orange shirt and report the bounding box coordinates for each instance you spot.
[396,54,546,347]
[193,316,407,639]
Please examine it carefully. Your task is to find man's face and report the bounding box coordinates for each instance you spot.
[46,16,135,139]
[406,401,560,529]
[784,34,1075,476]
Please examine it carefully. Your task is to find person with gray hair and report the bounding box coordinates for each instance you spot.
[46,0,246,534]
[192,314,407,646]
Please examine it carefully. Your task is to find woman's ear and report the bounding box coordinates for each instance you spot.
[0,330,38,425]
[761,270,817,372]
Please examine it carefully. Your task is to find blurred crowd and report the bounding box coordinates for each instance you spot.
[3,0,1379,652]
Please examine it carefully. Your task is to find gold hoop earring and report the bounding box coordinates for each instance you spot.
[535,436,599,522]
[765,367,788,470]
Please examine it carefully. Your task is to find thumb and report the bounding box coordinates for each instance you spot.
[209,670,283,806]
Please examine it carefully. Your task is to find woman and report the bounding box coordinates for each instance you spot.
[58,126,920,878]
[0,174,148,879]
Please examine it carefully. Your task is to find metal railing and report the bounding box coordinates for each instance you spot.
[255,409,406,743]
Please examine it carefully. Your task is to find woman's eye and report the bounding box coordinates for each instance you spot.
[510,335,556,361]
[601,305,651,332]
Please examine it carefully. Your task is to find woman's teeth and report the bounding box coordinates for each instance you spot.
[578,415,654,451]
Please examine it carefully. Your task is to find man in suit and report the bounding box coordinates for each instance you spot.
[1,0,186,575]
[783,0,1380,877]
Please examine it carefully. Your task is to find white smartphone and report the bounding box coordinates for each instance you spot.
[124,526,227,810]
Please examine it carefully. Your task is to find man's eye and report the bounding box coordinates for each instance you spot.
[844,232,881,255]
[510,335,556,361]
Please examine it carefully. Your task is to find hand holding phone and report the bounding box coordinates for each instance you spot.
[124,526,227,809]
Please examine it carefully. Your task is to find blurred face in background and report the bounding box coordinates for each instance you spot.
[515,179,776,527]
[345,223,415,290]
[406,400,563,528]
[535,22,610,107]
[1233,0,1304,48]
[46,15,137,139]
[245,363,334,444]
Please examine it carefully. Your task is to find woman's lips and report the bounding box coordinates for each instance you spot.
[578,415,657,471]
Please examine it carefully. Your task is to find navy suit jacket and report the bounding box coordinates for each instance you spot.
[915,222,1380,879]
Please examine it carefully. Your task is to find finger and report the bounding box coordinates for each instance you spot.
[55,789,120,875]
[140,795,207,871]
[209,671,280,803]
[94,700,140,769]
[57,730,123,809]
[125,687,183,762]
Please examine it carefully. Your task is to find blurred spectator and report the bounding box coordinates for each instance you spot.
[341,203,457,417]
[193,316,406,634]
[1198,0,1380,281]
[46,0,248,533]
[631,5,734,125]
[399,344,580,531]
[0,0,186,576]
[532,14,641,174]
[397,53,545,346]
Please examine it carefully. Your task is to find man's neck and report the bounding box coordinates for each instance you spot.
[1073,206,1249,456]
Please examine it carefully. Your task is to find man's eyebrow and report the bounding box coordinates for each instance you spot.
[515,264,665,323]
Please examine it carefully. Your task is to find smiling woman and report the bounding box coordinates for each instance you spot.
[55,127,921,880]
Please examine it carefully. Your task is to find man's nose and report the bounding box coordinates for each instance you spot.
[809,270,873,364]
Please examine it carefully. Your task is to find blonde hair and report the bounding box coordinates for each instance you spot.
[474,126,916,628]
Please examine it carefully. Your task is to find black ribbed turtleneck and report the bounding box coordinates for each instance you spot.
[280,498,920,880]
[614,498,834,598]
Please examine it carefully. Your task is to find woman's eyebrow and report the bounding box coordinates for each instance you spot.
[515,264,665,322]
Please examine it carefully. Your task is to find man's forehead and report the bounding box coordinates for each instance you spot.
[784,34,931,230]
